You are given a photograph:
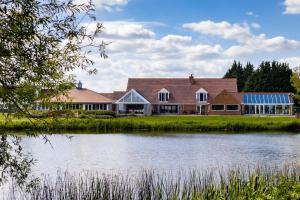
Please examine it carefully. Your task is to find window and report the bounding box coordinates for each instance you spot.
[158,88,170,102]
[283,105,290,115]
[196,93,207,102]
[276,105,283,114]
[196,88,208,102]
[211,105,224,111]
[159,105,178,113]
[226,105,239,111]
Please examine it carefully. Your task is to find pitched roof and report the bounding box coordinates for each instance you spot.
[209,90,242,104]
[51,88,112,103]
[99,91,126,102]
[126,78,238,104]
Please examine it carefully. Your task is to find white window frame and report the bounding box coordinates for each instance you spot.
[211,104,225,111]
[196,88,208,102]
[158,88,170,102]
[226,104,239,111]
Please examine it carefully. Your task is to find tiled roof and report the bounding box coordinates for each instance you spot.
[100,91,126,102]
[51,88,112,103]
[126,78,239,104]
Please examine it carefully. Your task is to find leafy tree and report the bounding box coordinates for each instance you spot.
[0,0,105,187]
[291,66,300,104]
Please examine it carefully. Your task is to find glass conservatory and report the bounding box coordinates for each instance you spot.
[116,89,151,115]
[243,93,293,115]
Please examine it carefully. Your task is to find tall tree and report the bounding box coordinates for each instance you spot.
[223,60,245,91]
[0,0,105,187]
[244,61,294,92]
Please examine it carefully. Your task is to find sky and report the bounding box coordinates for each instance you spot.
[73,0,300,92]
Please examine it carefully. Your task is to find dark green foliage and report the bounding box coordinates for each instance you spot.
[244,61,294,92]
[224,61,253,91]
[6,165,300,199]
[224,60,294,92]
[78,110,116,118]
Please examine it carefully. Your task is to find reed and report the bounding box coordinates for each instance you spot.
[5,165,300,199]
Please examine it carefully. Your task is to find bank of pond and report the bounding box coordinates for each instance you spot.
[5,165,300,200]
[2,114,300,132]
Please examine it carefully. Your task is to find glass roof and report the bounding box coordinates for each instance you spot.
[243,93,291,104]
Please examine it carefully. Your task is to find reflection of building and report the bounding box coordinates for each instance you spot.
[35,76,294,116]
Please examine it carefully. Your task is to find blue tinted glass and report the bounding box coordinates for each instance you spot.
[272,94,276,103]
[264,94,269,104]
[244,94,248,103]
[258,94,262,104]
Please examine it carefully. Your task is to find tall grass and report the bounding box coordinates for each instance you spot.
[6,165,300,199]
[2,115,300,132]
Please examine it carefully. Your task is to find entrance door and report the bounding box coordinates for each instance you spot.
[197,105,206,115]
[201,105,206,115]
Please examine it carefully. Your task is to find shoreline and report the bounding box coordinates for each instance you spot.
[1,115,300,133]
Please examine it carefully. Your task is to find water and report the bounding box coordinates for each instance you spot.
[19,133,300,176]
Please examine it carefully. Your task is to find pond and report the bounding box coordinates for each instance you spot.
[19,133,300,176]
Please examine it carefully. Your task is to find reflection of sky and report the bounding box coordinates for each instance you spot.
[19,133,300,178]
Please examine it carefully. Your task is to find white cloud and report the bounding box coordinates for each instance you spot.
[75,21,230,92]
[280,57,300,67]
[183,20,300,57]
[283,0,300,14]
[251,22,260,29]
[82,21,156,38]
[74,0,129,11]
[74,20,300,92]
[183,20,251,42]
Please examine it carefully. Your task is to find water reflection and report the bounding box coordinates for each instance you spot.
[20,133,300,177]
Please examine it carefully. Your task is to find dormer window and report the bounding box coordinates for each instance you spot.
[158,88,170,102]
[196,88,208,102]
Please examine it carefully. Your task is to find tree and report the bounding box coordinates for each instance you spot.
[0,0,106,187]
[223,60,244,91]
[291,66,300,105]
[244,61,294,92]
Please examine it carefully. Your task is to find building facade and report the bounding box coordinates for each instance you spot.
[113,75,244,115]
[35,77,294,116]
[36,82,113,111]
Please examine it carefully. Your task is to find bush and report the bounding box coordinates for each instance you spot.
[78,110,116,117]
[28,110,77,118]
[78,114,113,119]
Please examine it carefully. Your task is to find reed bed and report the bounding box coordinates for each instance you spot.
[5,165,300,200]
[1,115,300,132]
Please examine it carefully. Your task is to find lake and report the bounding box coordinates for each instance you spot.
[19,133,300,176]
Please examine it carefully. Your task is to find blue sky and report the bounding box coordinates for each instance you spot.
[74,0,300,92]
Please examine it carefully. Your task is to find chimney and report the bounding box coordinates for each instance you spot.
[77,81,82,89]
[189,74,195,85]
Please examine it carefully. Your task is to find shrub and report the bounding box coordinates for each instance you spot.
[78,110,116,117]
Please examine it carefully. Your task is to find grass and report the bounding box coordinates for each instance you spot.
[6,165,300,199]
[2,114,300,132]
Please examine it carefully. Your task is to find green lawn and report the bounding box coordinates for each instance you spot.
[1,114,300,132]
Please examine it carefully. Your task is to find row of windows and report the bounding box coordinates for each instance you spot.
[211,105,239,111]
[244,105,290,115]
[159,92,170,102]
[159,92,207,102]
[36,104,109,111]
